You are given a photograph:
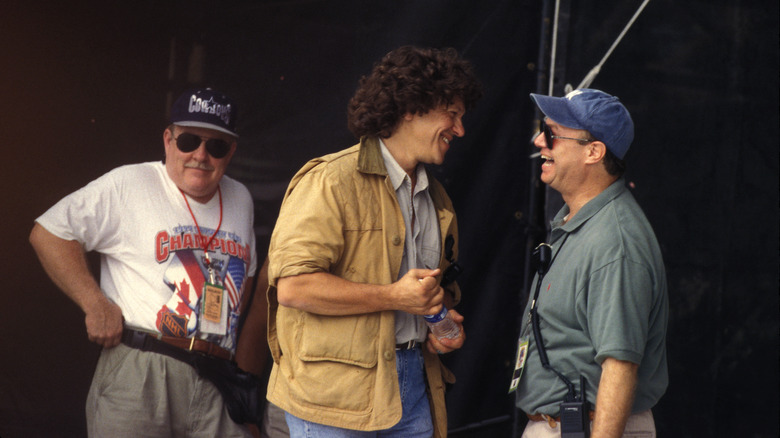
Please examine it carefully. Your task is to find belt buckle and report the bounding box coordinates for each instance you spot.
[189,336,196,352]
[396,340,418,350]
[126,329,148,349]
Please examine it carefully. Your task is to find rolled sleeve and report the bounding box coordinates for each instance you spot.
[588,258,653,365]
[268,163,345,286]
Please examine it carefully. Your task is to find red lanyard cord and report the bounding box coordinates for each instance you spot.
[179,187,223,268]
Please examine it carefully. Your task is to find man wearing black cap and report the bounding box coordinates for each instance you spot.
[30,88,262,437]
[513,89,668,437]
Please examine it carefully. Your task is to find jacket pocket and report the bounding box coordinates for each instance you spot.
[297,313,379,368]
[291,313,380,413]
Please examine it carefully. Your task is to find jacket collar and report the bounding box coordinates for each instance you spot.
[358,135,453,226]
[357,136,389,176]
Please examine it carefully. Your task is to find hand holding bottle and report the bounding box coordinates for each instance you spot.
[424,305,461,339]
[425,307,465,354]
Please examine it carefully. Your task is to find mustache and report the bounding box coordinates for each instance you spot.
[184,162,215,171]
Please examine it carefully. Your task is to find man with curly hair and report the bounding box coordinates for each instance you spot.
[264,46,482,437]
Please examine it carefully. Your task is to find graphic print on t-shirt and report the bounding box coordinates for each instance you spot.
[154,226,250,350]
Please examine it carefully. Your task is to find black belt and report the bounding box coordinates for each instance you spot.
[121,329,262,425]
[527,411,595,428]
[395,340,423,350]
[121,329,233,362]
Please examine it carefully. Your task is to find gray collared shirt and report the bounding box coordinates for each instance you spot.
[379,139,442,344]
[515,179,669,415]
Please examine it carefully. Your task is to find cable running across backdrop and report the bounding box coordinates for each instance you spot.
[547,0,652,96]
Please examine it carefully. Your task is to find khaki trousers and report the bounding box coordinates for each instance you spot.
[86,343,252,438]
[522,410,656,438]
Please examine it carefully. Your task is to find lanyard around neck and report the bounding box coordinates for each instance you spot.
[530,233,569,311]
[179,187,223,272]
[529,232,579,400]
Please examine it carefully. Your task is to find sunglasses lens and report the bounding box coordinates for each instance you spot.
[205,139,230,159]
[175,133,202,152]
[542,122,553,149]
[175,133,231,158]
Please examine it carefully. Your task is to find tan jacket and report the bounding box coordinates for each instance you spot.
[266,137,461,436]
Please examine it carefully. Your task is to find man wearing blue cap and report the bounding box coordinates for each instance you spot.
[30,88,263,437]
[513,89,668,437]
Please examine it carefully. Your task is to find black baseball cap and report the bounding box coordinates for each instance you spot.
[170,88,238,137]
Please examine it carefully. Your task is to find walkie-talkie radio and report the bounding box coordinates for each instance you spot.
[560,376,590,438]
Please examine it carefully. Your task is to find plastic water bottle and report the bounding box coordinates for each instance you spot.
[424,306,460,340]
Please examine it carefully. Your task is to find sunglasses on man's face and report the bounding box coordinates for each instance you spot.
[540,120,594,150]
[174,132,232,159]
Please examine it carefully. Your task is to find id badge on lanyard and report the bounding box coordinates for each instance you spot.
[180,187,228,337]
[199,263,228,335]
[508,335,529,393]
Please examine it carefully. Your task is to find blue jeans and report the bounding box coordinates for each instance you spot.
[285,348,433,437]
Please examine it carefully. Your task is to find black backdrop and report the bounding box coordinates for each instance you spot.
[1,1,777,437]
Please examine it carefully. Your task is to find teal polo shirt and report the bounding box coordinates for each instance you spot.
[515,179,668,416]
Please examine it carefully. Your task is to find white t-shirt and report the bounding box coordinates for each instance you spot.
[36,161,257,352]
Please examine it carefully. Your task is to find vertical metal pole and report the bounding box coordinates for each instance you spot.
[513,0,555,436]
[544,0,572,224]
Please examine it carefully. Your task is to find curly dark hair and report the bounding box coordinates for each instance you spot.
[347,46,483,139]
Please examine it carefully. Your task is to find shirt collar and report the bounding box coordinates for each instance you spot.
[379,139,429,193]
[552,178,627,235]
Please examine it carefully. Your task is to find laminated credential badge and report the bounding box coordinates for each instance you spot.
[508,336,529,393]
[200,281,228,335]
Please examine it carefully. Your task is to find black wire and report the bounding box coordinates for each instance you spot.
[529,233,578,401]
[531,291,577,400]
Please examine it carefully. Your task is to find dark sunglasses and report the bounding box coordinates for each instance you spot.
[174,132,232,159]
[539,119,594,150]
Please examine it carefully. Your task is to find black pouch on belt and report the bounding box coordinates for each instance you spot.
[121,330,261,425]
[191,353,262,425]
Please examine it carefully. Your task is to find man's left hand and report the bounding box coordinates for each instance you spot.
[426,308,465,354]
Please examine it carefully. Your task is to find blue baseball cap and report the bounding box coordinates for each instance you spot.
[170,88,238,137]
[530,89,633,159]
